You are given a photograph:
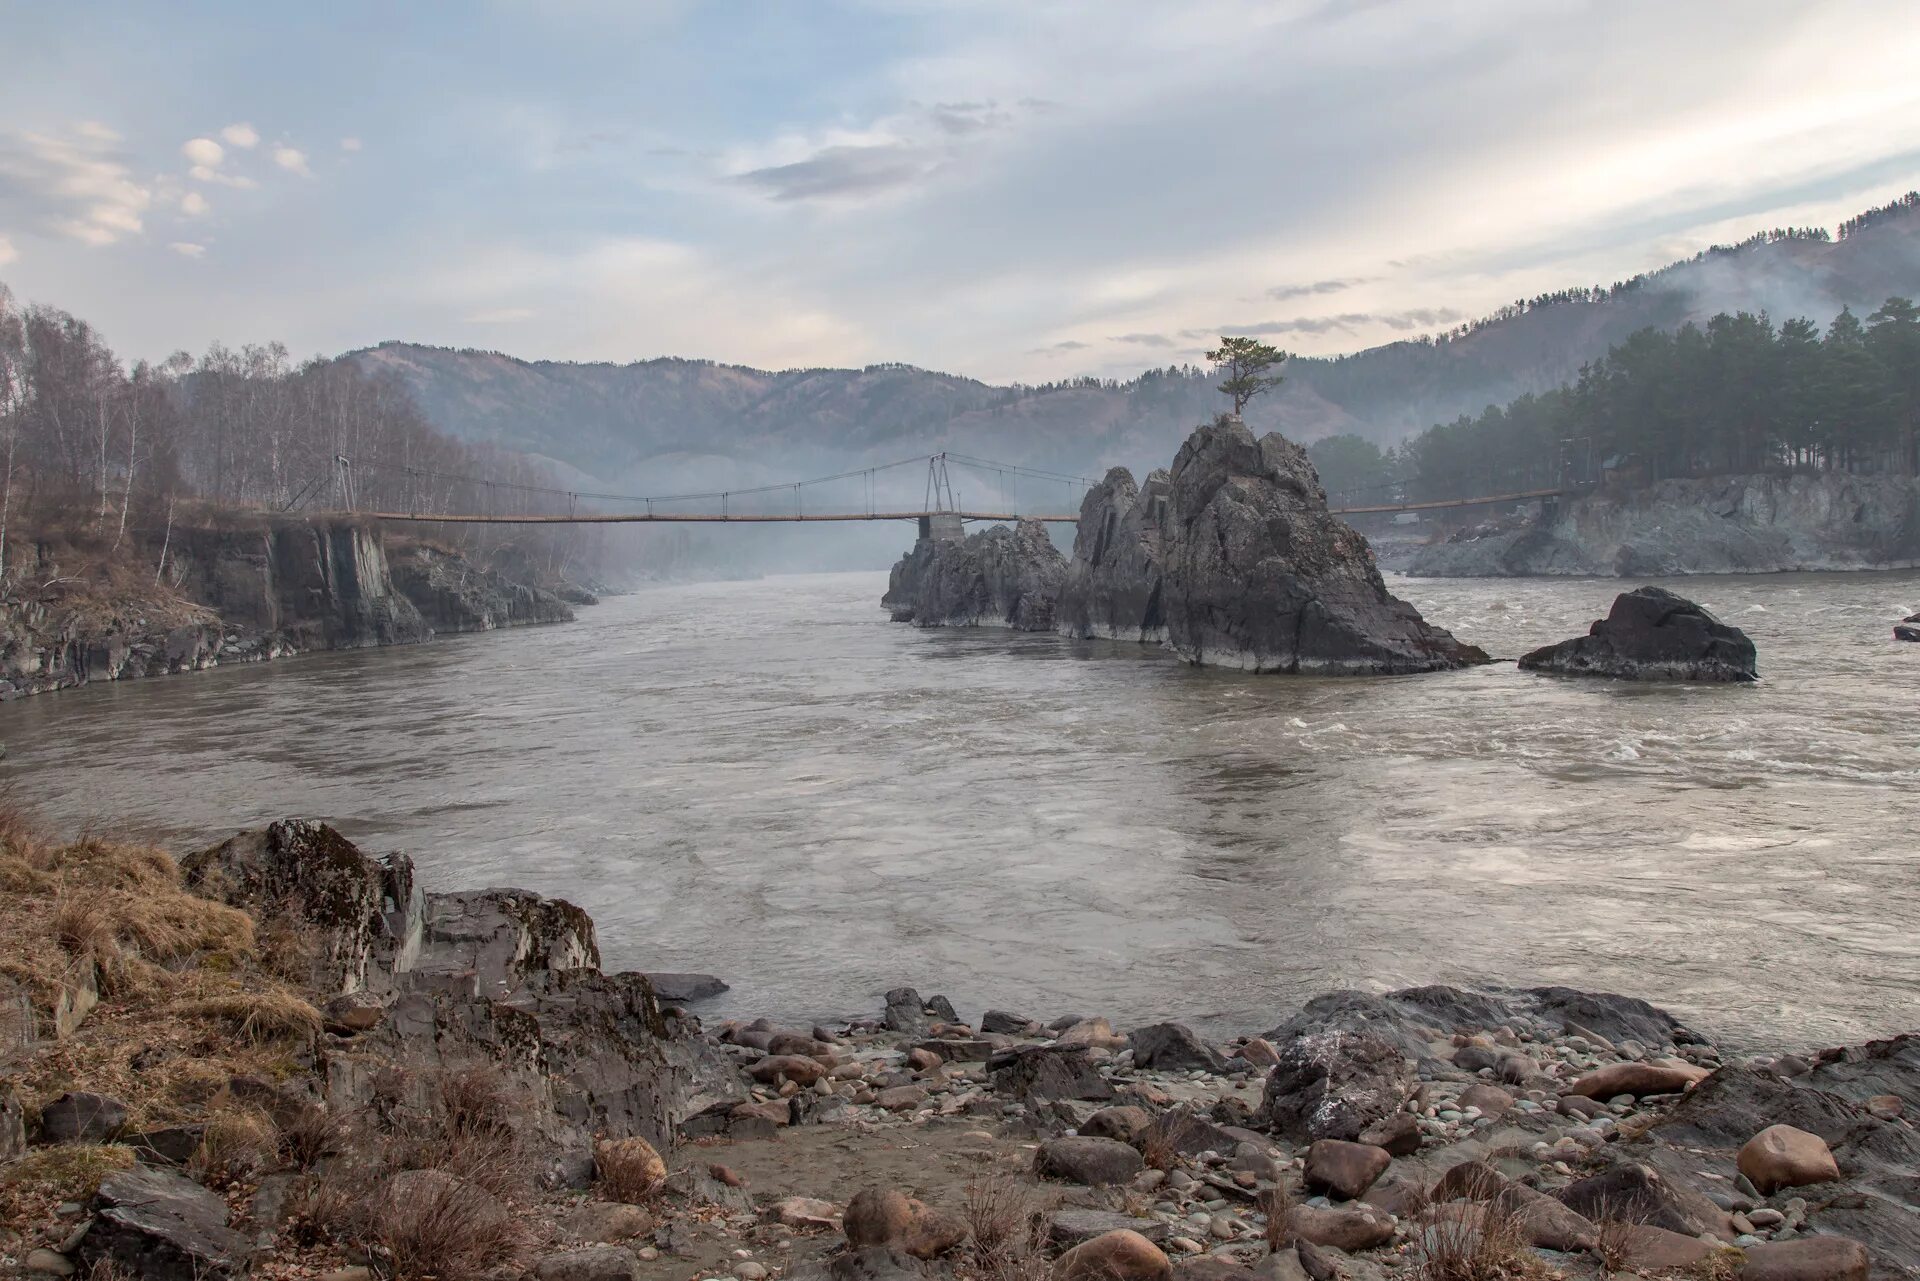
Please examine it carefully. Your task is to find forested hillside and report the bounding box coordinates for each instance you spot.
[352,194,1920,490]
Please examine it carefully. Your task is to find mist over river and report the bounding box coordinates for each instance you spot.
[4,570,1919,1049]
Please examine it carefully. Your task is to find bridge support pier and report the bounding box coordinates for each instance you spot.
[918,512,965,542]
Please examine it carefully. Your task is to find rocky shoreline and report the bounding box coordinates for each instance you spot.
[0,518,583,702]
[2,816,1913,1281]
[1405,473,1920,578]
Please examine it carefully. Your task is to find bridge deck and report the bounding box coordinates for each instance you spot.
[358,487,1557,525]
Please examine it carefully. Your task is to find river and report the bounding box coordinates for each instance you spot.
[4,570,1918,1049]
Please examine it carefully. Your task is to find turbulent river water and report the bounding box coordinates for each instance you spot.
[5,569,1919,1049]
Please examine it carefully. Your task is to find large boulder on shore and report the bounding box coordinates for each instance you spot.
[1056,467,1171,642]
[883,518,1066,630]
[1261,1030,1414,1142]
[1158,419,1488,673]
[1518,585,1757,681]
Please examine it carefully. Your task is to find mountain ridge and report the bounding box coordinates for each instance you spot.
[347,192,1920,490]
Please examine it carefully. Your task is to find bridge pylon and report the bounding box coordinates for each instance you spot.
[918,455,965,542]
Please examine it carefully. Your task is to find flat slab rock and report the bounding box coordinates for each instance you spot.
[642,972,729,1004]
[81,1166,251,1281]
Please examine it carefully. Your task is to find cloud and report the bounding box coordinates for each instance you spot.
[168,241,206,258]
[727,99,1033,204]
[1027,339,1089,354]
[190,165,257,189]
[1187,308,1466,338]
[0,125,151,245]
[734,143,939,203]
[181,137,225,167]
[221,123,260,148]
[1267,277,1372,301]
[273,147,312,177]
[0,235,15,266]
[1110,332,1174,347]
[340,137,363,152]
[180,191,208,216]
[464,306,535,323]
[73,121,120,143]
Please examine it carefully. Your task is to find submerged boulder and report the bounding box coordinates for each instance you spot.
[1157,419,1489,674]
[883,518,1066,631]
[1896,612,1920,642]
[1056,467,1171,642]
[1518,585,1757,681]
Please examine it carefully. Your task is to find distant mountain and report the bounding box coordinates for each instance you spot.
[349,193,1920,491]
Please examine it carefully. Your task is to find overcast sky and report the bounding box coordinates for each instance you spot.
[4,0,1919,383]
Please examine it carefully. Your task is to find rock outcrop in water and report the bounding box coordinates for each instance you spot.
[1519,585,1758,682]
[1157,420,1488,673]
[891,419,1486,673]
[883,517,1066,630]
[1407,472,1920,577]
[1055,468,1170,643]
[388,542,575,633]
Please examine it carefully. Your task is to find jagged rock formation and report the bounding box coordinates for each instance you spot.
[388,543,575,633]
[1156,420,1487,673]
[183,818,738,1158]
[891,420,1485,673]
[1518,586,1759,682]
[882,518,1066,631]
[1407,472,1920,577]
[1055,468,1170,643]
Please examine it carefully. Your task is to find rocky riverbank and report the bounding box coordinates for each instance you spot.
[1406,473,1920,578]
[0,517,582,700]
[2,814,1913,1281]
[887,419,1487,675]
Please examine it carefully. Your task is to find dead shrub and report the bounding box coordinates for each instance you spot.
[963,1168,1055,1281]
[1589,1201,1638,1275]
[185,990,323,1044]
[278,1101,348,1171]
[381,1067,536,1202]
[369,1169,532,1281]
[192,1107,281,1184]
[1138,1118,1181,1173]
[593,1135,667,1204]
[1258,1178,1297,1253]
[1414,1196,1545,1281]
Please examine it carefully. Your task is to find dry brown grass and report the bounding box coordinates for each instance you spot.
[368,1168,533,1281]
[1138,1117,1182,1173]
[183,990,323,1045]
[192,1107,281,1184]
[1258,1178,1297,1253]
[963,1169,1053,1281]
[1414,1197,1549,1281]
[0,1143,137,1225]
[593,1135,667,1205]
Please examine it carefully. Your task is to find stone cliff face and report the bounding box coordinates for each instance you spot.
[0,518,577,701]
[1156,421,1487,673]
[387,543,575,633]
[883,518,1066,631]
[172,521,430,650]
[1407,472,1920,577]
[1055,467,1170,643]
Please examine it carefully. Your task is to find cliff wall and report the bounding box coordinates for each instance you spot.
[1407,472,1920,577]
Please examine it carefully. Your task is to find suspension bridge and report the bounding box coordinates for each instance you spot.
[309,451,1559,527]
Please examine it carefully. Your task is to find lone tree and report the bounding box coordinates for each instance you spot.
[1208,335,1289,416]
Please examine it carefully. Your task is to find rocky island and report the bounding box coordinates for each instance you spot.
[888,419,1488,675]
[2,812,1910,1281]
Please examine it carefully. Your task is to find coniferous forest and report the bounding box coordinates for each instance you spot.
[1307,297,1920,505]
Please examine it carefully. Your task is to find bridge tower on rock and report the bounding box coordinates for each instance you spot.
[918,454,965,543]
